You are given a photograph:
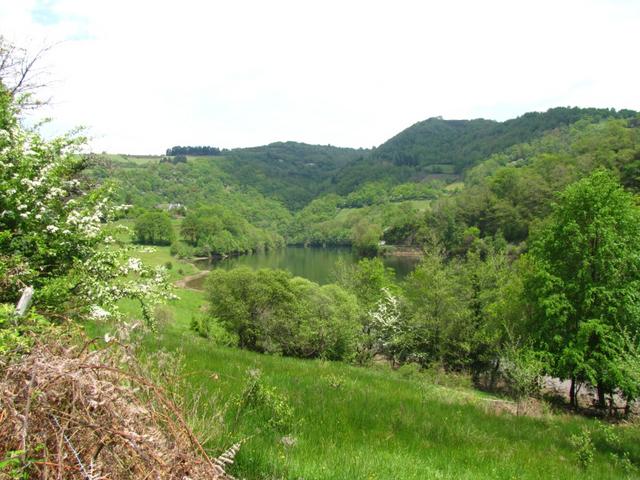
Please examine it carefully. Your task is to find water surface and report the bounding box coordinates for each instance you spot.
[188,246,420,289]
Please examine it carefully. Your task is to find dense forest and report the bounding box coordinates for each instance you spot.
[93,107,640,258]
[166,145,222,156]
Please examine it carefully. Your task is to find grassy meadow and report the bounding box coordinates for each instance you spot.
[84,245,640,480]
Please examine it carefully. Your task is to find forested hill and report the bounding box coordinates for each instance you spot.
[220,141,367,209]
[93,107,637,216]
[333,107,638,193]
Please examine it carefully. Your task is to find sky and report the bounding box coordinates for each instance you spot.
[0,0,639,154]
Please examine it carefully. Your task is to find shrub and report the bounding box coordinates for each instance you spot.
[0,341,236,479]
[570,427,595,469]
[234,369,294,431]
[501,346,549,405]
[206,268,362,360]
[190,313,238,346]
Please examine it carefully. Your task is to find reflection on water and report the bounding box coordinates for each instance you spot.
[187,246,420,290]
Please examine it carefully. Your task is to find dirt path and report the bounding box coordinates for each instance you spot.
[174,270,208,290]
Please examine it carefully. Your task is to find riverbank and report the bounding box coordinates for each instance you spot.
[174,270,209,290]
[382,245,425,257]
[184,245,421,285]
[83,242,640,480]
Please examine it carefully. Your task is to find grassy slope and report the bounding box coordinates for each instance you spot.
[87,246,640,480]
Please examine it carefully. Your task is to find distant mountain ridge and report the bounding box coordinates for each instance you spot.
[101,107,638,212]
[331,107,638,193]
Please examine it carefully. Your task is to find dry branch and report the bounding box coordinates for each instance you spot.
[0,342,239,479]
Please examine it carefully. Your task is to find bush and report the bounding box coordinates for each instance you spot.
[501,346,549,403]
[190,313,238,346]
[206,268,362,360]
[234,369,294,431]
[570,428,595,469]
[0,341,234,479]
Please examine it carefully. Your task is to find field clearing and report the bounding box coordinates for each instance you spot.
[334,200,431,223]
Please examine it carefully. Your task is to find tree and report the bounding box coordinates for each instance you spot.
[351,219,382,256]
[334,257,397,313]
[526,170,640,408]
[0,36,51,104]
[134,210,175,245]
[403,251,471,368]
[0,45,172,330]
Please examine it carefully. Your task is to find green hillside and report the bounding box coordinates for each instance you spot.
[220,141,368,209]
[333,107,637,193]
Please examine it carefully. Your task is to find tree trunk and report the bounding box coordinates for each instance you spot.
[597,383,606,410]
[570,377,577,409]
[489,358,501,391]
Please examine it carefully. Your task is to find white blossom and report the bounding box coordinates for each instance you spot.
[127,257,142,272]
[90,305,111,320]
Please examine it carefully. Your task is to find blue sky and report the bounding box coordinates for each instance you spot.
[0,0,639,154]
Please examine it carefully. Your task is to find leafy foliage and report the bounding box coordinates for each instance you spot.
[0,77,171,331]
[205,267,362,360]
[525,170,640,406]
[134,210,175,245]
[180,205,284,257]
[334,107,637,193]
[165,145,221,156]
[221,141,366,209]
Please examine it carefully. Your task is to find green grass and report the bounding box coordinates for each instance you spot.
[444,181,464,192]
[101,153,162,165]
[134,245,199,282]
[109,219,198,282]
[85,242,640,479]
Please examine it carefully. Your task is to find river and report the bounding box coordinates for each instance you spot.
[186,246,421,290]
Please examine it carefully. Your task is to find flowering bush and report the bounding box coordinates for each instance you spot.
[0,80,172,330]
[367,288,425,365]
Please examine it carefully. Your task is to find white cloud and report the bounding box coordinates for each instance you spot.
[1,0,639,153]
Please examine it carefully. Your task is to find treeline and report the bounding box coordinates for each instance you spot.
[287,185,432,252]
[199,171,640,409]
[289,115,640,254]
[179,205,284,257]
[194,268,361,360]
[165,145,222,156]
[96,108,638,221]
[133,205,284,258]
